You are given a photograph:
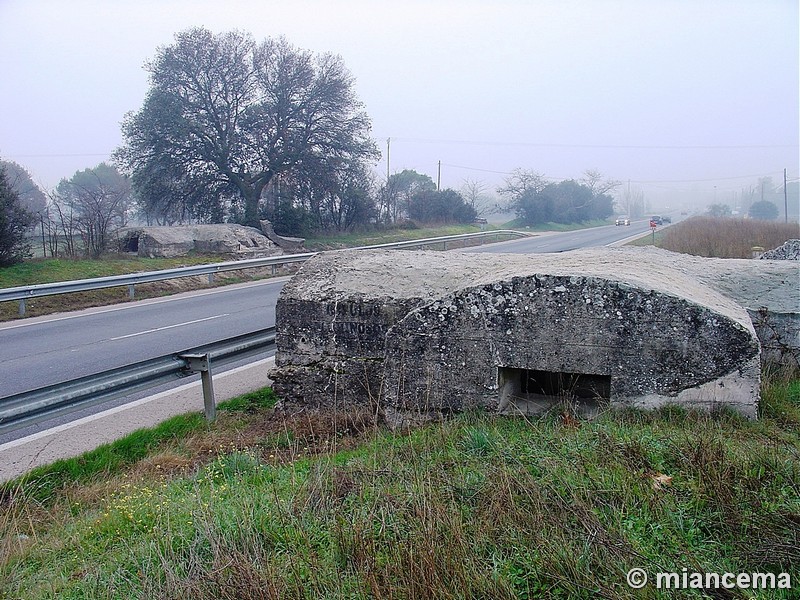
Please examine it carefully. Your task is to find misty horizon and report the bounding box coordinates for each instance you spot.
[1,0,797,215]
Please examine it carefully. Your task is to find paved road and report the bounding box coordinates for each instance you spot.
[465,219,654,253]
[0,278,285,398]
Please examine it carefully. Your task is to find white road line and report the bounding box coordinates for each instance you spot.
[110,314,229,340]
[0,276,292,332]
[0,357,275,453]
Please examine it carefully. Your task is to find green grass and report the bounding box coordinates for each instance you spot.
[0,254,290,322]
[0,255,226,289]
[1,388,276,505]
[504,217,615,232]
[217,387,278,413]
[301,223,502,251]
[626,229,667,247]
[1,375,797,598]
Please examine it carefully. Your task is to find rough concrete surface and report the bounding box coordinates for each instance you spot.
[272,246,798,425]
[118,224,281,258]
[760,239,800,261]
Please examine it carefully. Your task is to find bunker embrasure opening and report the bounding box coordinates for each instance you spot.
[497,366,611,415]
[123,235,139,253]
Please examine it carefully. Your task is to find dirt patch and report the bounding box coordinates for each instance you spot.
[128,405,383,482]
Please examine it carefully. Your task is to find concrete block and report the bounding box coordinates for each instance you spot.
[271,247,793,423]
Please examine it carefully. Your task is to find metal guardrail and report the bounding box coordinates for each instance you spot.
[1,230,528,316]
[0,327,277,435]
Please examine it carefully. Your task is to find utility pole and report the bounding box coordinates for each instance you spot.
[39,212,46,258]
[386,138,390,183]
[627,179,631,216]
[785,168,789,223]
[437,160,441,190]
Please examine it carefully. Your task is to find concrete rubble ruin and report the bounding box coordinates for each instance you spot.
[271,246,799,425]
[118,221,304,259]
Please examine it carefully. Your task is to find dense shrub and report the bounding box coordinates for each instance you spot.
[0,166,35,267]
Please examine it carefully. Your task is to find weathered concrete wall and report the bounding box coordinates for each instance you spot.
[118,224,280,258]
[271,247,779,422]
[382,274,760,420]
[673,250,799,369]
[751,239,800,368]
[748,309,800,370]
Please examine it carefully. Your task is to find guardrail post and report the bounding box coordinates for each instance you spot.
[183,353,216,422]
[128,284,135,300]
[19,299,26,317]
[208,273,215,284]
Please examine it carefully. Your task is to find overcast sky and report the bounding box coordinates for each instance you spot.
[1,0,797,210]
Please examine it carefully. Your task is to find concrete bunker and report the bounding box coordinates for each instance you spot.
[117,224,283,258]
[270,247,797,424]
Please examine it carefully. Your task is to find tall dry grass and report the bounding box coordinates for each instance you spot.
[659,216,799,258]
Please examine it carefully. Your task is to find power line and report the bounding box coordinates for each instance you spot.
[441,162,789,185]
[628,171,788,184]
[4,153,113,158]
[383,136,797,150]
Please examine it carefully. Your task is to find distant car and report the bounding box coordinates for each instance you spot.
[662,215,672,223]
[650,215,663,225]
[615,216,630,226]
[472,218,488,225]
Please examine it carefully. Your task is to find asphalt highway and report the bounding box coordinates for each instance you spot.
[0,278,285,398]
[465,218,655,253]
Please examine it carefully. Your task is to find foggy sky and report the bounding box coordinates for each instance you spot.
[1,0,797,211]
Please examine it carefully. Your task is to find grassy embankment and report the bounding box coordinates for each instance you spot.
[0,255,234,321]
[0,216,798,598]
[0,374,798,598]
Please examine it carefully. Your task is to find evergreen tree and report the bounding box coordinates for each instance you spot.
[0,166,35,266]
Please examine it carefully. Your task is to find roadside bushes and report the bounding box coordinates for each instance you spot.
[660,216,799,258]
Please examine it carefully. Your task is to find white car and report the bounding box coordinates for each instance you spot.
[615,216,630,226]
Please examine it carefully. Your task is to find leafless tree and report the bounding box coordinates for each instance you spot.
[460,178,496,217]
[55,163,132,258]
[580,169,621,197]
[497,168,547,210]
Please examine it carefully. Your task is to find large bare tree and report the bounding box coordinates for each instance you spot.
[55,163,132,258]
[116,28,378,227]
